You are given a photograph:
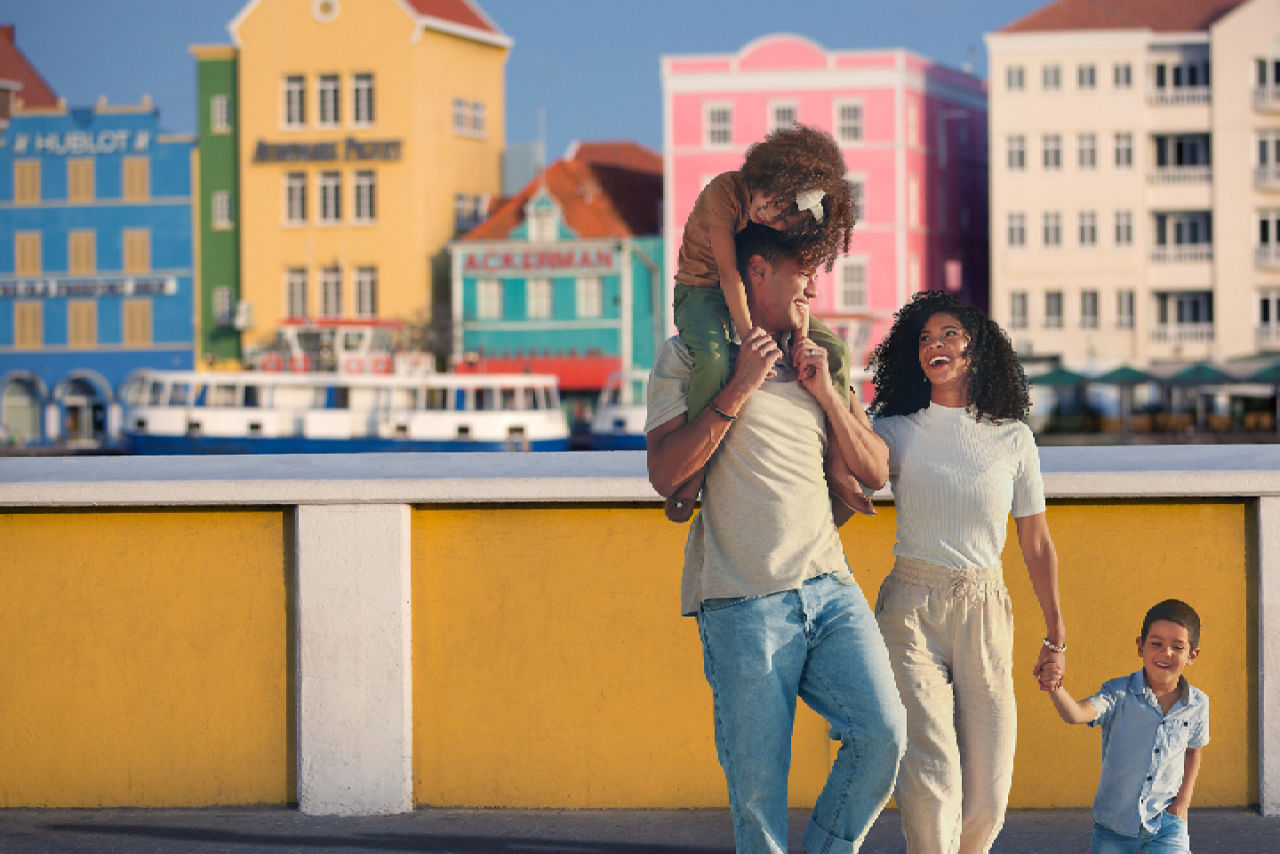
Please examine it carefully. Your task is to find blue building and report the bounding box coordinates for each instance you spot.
[0,96,195,448]
[449,141,665,429]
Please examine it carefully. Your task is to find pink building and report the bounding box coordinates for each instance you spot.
[661,34,989,372]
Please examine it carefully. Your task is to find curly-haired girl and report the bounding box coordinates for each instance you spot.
[865,291,1067,853]
[666,124,858,521]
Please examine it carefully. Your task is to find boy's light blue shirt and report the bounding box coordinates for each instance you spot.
[1085,669,1209,837]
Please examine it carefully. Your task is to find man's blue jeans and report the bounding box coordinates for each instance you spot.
[696,572,907,854]
[1091,812,1190,853]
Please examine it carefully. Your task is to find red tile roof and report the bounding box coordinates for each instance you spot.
[0,25,58,109]
[463,141,663,241]
[999,0,1246,33]
[403,0,507,40]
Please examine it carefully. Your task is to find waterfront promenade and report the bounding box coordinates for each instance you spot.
[1,806,1277,853]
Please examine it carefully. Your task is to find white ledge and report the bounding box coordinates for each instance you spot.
[1,446,1279,507]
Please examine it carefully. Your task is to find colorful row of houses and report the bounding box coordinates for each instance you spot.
[2,0,1278,448]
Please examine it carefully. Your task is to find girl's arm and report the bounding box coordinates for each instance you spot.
[1167,747,1203,819]
[1047,683,1097,724]
[710,224,752,338]
[1016,511,1066,690]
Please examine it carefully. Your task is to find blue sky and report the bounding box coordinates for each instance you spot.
[1,0,1044,157]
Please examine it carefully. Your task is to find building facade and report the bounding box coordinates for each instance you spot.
[986,0,1278,375]
[229,0,508,360]
[0,96,195,447]
[661,35,989,374]
[450,142,665,422]
[190,45,242,366]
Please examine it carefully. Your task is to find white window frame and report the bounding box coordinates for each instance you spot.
[1006,65,1025,91]
[355,266,378,317]
[1078,133,1096,169]
[470,100,485,137]
[1042,64,1061,91]
[1081,289,1099,328]
[477,279,502,319]
[835,99,864,144]
[320,266,342,318]
[211,94,230,134]
[212,189,233,230]
[353,170,375,223]
[285,172,306,225]
[319,171,342,224]
[1117,289,1135,329]
[845,173,865,221]
[769,100,798,133]
[1007,135,1026,170]
[526,278,553,320]
[575,276,603,319]
[1116,210,1134,246]
[835,257,868,313]
[1078,63,1097,90]
[527,206,558,242]
[1114,62,1133,88]
[1043,134,1062,170]
[284,75,306,128]
[705,102,733,147]
[286,268,308,318]
[1010,292,1028,329]
[352,73,374,126]
[1079,211,1097,246]
[1007,212,1026,247]
[1043,211,1062,247]
[1115,132,1133,168]
[1045,291,1064,328]
[317,74,340,127]
[452,98,469,134]
[213,286,233,324]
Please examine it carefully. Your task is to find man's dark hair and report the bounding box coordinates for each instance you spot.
[734,221,804,284]
[1141,598,1201,648]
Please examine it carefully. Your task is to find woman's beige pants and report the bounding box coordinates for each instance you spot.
[874,556,1017,854]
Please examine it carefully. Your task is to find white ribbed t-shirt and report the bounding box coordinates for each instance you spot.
[872,402,1046,571]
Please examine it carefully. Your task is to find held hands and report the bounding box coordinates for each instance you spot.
[1034,648,1065,692]
[790,335,837,405]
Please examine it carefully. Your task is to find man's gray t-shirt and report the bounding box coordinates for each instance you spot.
[646,337,848,615]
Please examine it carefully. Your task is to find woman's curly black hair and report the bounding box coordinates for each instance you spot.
[867,291,1030,423]
[740,124,856,273]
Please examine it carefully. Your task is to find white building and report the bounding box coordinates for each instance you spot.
[985,0,1280,381]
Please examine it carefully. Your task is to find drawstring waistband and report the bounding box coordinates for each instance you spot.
[890,556,1004,602]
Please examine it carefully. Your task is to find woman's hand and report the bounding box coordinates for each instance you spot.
[1034,647,1065,691]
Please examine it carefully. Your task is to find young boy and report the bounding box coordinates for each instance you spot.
[1044,599,1208,853]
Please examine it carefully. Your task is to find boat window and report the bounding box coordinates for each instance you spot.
[501,387,519,410]
[342,331,365,352]
[548,387,561,408]
[148,381,166,406]
[371,329,396,351]
[424,387,448,411]
[475,388,494,411]
[193,385,208,406]
[243,385,260,408]
[171,382,193,406]
[330,387,350,409]
[212,384,237,407]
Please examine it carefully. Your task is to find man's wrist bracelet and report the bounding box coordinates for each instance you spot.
[1043,637,1067,654]
[709,404,737,423]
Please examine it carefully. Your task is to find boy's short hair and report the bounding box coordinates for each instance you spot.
[735,222,806,282]
[1141,598,1201,648]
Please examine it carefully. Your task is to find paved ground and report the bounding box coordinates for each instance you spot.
[0,806,1276,853]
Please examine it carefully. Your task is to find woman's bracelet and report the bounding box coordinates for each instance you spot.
[1043,637,1067,654]
[709,404,737,423]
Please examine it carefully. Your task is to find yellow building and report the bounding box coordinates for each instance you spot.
[230,0,509,349]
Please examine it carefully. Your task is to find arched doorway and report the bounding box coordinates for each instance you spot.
[57,373,111,448]
[1,374,44,446]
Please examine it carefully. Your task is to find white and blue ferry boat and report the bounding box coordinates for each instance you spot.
[119,369,570,454]
[589,370,649,451]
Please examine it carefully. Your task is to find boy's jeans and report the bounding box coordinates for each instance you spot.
[1091,812,1190,853]
[696,572,907,854]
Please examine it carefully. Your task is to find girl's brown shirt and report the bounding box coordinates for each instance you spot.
[674,171,750,288]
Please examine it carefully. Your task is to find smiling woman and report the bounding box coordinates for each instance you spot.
[864,290,1065,854]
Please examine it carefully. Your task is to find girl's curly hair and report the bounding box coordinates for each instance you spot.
[867,291,1030,423]
[740,124,856,273]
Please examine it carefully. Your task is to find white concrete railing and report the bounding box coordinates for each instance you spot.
[3,446,1280,817]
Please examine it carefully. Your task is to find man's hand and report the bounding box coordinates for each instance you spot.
[791,334,839,409]
[736,327,782,390]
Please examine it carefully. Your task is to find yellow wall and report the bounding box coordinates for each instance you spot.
[234,0,506,343]
[0,509,290,807]
[0,499,1252,808]
[412,501,1253,809]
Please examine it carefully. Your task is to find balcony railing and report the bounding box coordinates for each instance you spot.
[1256,165,1280,190]
[1257,245,1280,269]
[1256,324,1280,349]
[1148,86,1210,106]
[1150,245,1213,263]
[1150,322,1214,343]
[1149,166,1212,184]
[1254,86,1280,112]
